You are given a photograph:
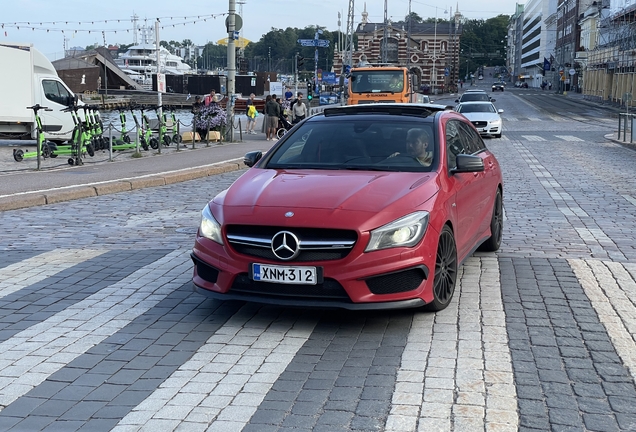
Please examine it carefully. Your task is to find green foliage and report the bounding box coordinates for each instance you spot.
[460,15,509,71]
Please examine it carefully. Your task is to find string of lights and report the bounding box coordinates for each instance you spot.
[1,14,227,36]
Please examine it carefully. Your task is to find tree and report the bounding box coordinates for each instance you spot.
[405,12,423,23]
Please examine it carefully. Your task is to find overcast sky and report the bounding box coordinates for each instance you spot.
[2,0,518,60]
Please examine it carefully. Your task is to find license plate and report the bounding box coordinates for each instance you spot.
[252,263,317,285]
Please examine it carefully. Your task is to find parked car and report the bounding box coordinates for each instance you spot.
[492,82,505,92]
[191,104,504,311]
[455,101,504,138]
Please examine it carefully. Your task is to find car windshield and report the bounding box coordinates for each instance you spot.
[350,71,405,93]
[458,104,496,113]
[266,119,437,172]
[459,93,490,102]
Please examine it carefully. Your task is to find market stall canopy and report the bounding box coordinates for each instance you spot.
[216,37,251,49]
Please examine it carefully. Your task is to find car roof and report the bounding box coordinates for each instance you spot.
[321,103,450,120]
[457,101,495,106]
[465,89,487,92]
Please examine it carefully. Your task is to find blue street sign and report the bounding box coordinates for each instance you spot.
[297,38,330,48]
[444,67,450,76]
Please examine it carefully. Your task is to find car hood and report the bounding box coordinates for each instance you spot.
[214,169,438,225]
[461,112,500,121]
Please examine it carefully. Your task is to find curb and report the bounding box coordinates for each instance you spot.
[0,160,244,212]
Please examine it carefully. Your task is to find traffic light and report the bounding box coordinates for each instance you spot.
[296,55,304,70]
[307,82,313,100]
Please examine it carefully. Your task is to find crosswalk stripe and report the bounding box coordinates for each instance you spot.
[113,305,319,431]
[0,249,108,300]
[521,135,546,141]
[0,249,191,409]
[569,260,636,383]
[554,135,584,142]
[385,257,518,431]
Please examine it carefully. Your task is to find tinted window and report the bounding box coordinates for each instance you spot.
[459,93,490,102]
[42,80,71,106]
[445,120,466,169]
[459,122,486,153]
[266,119,437,172]
[458,104,495,113]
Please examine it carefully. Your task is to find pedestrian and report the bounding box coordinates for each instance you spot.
[284,87,293,101]
[204,89,216,106]
[265,94,280,141]
[291,92,307,124]
[245,93,258,135]
[191,95,203,115]
[548,82,552,90]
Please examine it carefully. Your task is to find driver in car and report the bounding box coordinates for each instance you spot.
[385,128,433,167]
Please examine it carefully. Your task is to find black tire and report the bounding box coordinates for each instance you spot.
[277,128,287,139]
[163,135,172,146]
[424,225,458,312]
[50,153,58,158]
[13,149,24,162]
[478,189,503,252]
[41,143,51,158]
[172,134,182,143]
[494,133,502,138]
[123,134,131,144]
[86,143,95,157]
[68,158,75,166]
[149,137,159,150]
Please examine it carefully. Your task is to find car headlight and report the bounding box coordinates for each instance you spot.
[490,119,502,125]
[365,211,430,252]
[199,204,223,244]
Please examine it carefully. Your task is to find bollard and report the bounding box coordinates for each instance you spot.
[624,114,629,142]
[632,115,635,144]
[238,118,243,142]
[618,114,623,141]
[109,124,113,162]
[191,119,196,149]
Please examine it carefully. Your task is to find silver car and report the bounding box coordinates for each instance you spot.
[455,101,503,138]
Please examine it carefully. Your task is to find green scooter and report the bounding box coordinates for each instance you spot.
[13,104,58,164]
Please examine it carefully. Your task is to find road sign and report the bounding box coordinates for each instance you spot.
[444,67,450,76]
[569,68,576,76]
[297,39,330,47]
[225,15,243,32]
[298,39,316,47]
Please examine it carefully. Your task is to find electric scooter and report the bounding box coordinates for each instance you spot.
[13,104,57,163]
[167,106,182,144]
[129,105,150,151]
[139,105,159,150]
[152,105,172,147]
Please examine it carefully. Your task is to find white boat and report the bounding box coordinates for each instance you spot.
[116,44,192,76]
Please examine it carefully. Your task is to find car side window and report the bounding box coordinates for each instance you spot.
[445,120,466,169]
[458,122,486,154]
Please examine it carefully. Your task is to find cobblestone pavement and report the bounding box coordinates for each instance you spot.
[0,92,636,431]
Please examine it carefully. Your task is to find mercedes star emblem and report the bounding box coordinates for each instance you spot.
[271,231,300,260]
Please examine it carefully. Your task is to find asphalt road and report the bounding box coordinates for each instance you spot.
[0,87,635,431]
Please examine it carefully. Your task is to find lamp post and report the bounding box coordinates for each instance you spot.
[432,8,437,94]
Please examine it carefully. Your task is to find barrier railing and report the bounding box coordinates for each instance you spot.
[617,113,636,143]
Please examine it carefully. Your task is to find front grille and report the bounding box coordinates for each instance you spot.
[471,121,487,127]
[230,273,352,301]
[356,100,396,104]
[226,225,357,262]
[365,267,427,294]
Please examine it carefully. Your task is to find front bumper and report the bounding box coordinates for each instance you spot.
[191,228,437,310]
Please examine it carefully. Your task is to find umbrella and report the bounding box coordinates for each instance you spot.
[216,37,251,49]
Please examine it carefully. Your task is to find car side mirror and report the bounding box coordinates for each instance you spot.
[451,154,484,174]
[244,151,262,167]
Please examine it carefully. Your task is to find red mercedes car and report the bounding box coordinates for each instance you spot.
[192,104,503,311]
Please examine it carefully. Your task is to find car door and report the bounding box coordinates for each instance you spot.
[458,121,498,245]
[444,119,484,259]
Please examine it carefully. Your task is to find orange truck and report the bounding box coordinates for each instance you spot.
[346,66,426,105]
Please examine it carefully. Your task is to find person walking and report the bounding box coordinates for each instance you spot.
[265,94,280,141]
[245,93,258,135]
[291,92,307,124]
[284,87,293,101]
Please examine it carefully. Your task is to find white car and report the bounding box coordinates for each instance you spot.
[455,101,503,138]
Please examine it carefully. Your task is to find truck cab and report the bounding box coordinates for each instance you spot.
[0,43,79,143]
[346,66,421,105]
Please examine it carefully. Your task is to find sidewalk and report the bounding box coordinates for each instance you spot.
[0,116,274,211]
